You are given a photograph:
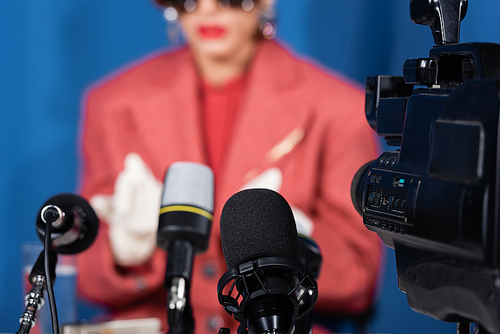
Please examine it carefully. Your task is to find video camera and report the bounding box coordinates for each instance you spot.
[351,0,500,332]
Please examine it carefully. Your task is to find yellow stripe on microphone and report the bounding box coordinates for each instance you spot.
[160,205,213,221]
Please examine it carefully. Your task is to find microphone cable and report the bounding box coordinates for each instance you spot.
[43,209,60,334]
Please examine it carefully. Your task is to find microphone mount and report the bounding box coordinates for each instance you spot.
[17,275,46,334]
[217,257,318,334]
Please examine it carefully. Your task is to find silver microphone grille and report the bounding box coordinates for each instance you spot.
[161,162,214,213]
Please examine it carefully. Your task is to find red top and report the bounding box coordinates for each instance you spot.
[200,75,247,180]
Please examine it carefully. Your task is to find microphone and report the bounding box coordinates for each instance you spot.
[217,188,318,334]
[26,194,99,334]
[156,161,214,333]
[295,235,322,334]
[298,235,322,281]
[35,194,99,255]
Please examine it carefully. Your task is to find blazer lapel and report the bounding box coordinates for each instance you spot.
[138,47,208,172]
[219,41,315,202]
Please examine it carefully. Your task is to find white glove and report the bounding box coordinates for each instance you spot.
[240,167,313,236]
[90,153,163,266]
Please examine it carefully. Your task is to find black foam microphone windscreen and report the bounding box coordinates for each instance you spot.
[220,188,300,269]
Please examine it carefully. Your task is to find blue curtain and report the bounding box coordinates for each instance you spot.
[1,0,499,332]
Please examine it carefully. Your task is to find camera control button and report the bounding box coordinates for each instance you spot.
[368,192,376,204]
[388,196,395,207]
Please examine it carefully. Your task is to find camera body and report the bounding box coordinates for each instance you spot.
[352,0,500,331]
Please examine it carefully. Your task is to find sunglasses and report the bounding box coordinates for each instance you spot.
[157,0,257,12]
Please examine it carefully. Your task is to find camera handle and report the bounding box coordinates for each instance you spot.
[410,0,468,46]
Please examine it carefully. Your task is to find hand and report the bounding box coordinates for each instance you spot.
[91,153,163,266]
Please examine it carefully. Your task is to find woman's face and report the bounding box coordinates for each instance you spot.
[179,0,270,61]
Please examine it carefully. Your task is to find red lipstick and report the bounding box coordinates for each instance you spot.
[199,26,227,39]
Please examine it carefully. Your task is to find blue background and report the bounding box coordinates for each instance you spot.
[1,0,499,332]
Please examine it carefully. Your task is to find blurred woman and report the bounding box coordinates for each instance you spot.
[77,0,381,332]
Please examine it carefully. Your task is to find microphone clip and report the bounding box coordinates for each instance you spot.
[217,257,318,332]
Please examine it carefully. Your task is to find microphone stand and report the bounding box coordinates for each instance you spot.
[165,240,195,334]
[295,311,315,334]
[17,250,58,334]
[167,293,194,334]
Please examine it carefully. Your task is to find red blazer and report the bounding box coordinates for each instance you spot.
[77,40,381,333]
